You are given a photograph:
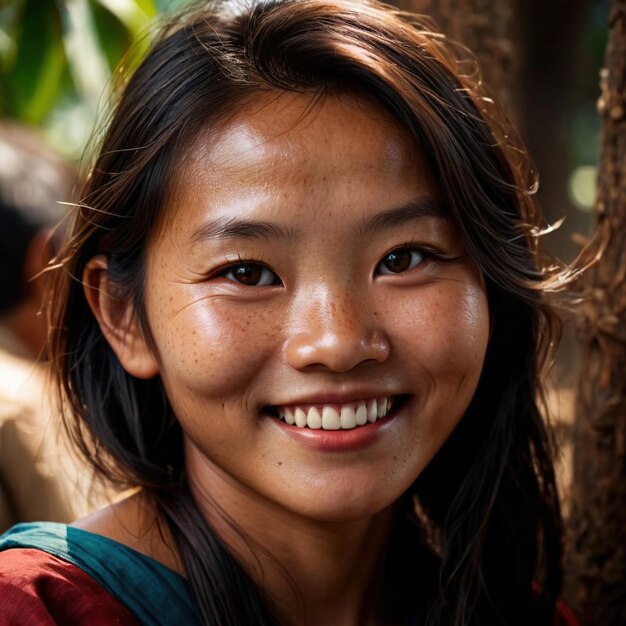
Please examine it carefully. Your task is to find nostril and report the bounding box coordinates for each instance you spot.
[284,328,390,372]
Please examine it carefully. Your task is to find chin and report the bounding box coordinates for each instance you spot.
[285,487,403,525]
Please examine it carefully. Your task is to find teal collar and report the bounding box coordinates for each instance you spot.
[0,522,198,625]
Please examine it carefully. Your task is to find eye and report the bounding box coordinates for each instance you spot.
[222,262,281,286]
[377,247,425,275]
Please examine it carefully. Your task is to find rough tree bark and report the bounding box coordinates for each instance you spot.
[567,1,626,623]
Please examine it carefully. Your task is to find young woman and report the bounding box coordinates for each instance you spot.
[0,0,580,624]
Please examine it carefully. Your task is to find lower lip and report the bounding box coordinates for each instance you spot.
[270,411,399,453]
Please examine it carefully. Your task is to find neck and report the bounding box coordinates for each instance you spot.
[188,463,397,626]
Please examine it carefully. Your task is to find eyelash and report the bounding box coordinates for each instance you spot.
[215,243,446,287]
[375,243,445,276]
[217,257,282,287]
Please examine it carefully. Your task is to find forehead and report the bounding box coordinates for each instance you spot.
[159,91,437,238]
[178,92,427,184]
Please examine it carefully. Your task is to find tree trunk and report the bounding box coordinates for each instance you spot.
[396,0,515,111]
[567,1,626,623]
[515,0,590,265]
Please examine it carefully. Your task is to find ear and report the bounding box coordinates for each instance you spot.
[83,255,159,379]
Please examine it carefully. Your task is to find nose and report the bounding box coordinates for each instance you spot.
[284,290,391,372]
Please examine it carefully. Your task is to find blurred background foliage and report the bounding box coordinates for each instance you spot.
[0,0,186,158]
[0,0,611,269]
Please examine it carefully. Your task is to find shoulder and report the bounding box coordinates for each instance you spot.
[72,491,184,575]
[0,547,140,625]
[0,520,198,626]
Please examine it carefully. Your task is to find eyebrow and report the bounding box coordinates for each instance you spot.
[187,197,445,245]
[355,197,446,237]
[188,216,299,245]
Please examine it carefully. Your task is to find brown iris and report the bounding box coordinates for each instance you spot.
[381,249,414,273]
[227,263,280,286]
[233,264,264,285]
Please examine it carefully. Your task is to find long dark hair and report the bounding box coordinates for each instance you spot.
[48,1,571,624]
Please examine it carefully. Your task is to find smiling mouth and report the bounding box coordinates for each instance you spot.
[266,396,405,430]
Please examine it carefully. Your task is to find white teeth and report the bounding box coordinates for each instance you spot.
[276,397,396,430]
[367,399,378,423]
[322,406,341,430]
[294,407,307,427]
[340,405,357,430]
[306,407,322,429]
[355,402,368,426]
[284,407,295,425]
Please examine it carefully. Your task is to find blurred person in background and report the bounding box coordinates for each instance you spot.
[0,123,101,531]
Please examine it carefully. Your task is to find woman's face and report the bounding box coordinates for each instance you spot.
[140,93,490,522]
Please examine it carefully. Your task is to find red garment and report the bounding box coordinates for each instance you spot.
[555,599,581,626]
[0,548,140,625]
[0,546,581,626]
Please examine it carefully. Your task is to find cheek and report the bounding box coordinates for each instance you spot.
[389,280,490,384]
[147,289,280,396]
[384,281,489,467]
[433,285,490,371]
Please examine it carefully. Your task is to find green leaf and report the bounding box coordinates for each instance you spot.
[90,0,132,71]
[4,0,67,123]
[0,0,26,72]
[93,0,157,35]
[155,0,190,13]
[60,0,111,113]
